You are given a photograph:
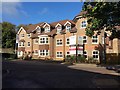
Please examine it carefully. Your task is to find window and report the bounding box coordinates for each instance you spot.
[18,51,21,55]
[36,28,41,33]
[83,36,87,44]
[56,39,62,46]
[34,39,38,44]
[34,50,38,55]
[21,42,24,46]
[57,26,62,34]
[57,52,63,57]
[46,50,48,56]
[19,42,21,46]
[21,34,24,37]
[93,50,99,59]
[81,21,87,28]
[40,50,49,56]
[28,42,30,46]
[92,35,98,44]
[66,38,70,45]
[27,34,31,38]
[45,27,50,33]
[66,51,70,56]
[46,38,48,43]
[19,42,24,46]
[40,37,48,44]
[66,25,71,32]
[83,51,87,58]
[40,50,44,56]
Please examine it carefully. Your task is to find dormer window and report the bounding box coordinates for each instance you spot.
[45,27,50,33]
[36,27,41,34]
[57,26,62,34]
[66,25,71,32]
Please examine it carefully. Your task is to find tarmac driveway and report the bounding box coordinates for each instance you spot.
[2,60,120,88]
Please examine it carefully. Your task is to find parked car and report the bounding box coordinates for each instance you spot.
[114,65,120,73]
[106,66,115,70]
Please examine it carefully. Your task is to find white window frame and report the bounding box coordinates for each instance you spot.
[92,50,99,60]
[57,26,62,34]
[39,50,49,57]
[19,42,25,47]
[66,51,70,56]
[27,34,31,38]
[19,42,21,47]
[34,50,38,55]
[83,36,87,44]
[45,27,50,33]
[81,20,87,28]
[34,39,39,44]
[83,50,87,59]
[21,42,25,47]
[66,38,70,46]
[40,37,49,44]
[18,51,23,56]
[92,35,98,44]
[56,39,63,46]
[18,51,21,55]
[36,26,41,33]
[21,34,24,37]
[66,25,71,32]
[27,42,30,47]
[56,52,63,58]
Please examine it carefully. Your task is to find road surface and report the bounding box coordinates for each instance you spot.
[2,60,120,88]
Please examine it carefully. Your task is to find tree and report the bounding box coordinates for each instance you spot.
[82,2,120,39]
[17,24,28,32]
[2,22,16,48]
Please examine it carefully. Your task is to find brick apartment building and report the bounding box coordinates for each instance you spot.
[16,11,120,62]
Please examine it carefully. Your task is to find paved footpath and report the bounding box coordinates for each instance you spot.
[67,63,120,76]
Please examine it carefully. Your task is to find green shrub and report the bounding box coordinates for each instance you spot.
[77,55,86,63]
[65,55,75,63]
[88,57,94,63]
[2,53,17,60]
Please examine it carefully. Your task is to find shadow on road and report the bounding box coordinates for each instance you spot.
[2,60,120,88]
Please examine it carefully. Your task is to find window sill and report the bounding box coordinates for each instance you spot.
[56,45,63,46]
[92,43,99,44]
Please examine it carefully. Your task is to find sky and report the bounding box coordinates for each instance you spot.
[2,2,84,26]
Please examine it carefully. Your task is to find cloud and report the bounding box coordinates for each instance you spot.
[20,10,29,17]
[39,8,48,15]
[2,2,29,18]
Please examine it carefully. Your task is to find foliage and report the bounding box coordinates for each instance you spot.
[77,55,86,63]
[2,53,17,60]
[65,55,75,64]
[2,22,16,48]
[82,2,120,38]
[87,56,95,63]
[17,24,28,31]
[85,28,94,37]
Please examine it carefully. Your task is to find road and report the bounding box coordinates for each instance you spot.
[2,60,120,88]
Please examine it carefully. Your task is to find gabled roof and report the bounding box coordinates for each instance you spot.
[76,11,87,17]
[38,29,57,36]
[50,19,75,27]
[60,27,77,34]
[26,22,45,33]
[73,11,87,22]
